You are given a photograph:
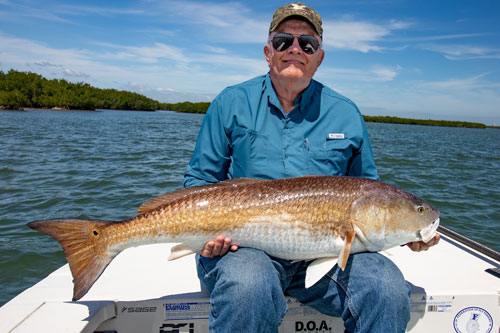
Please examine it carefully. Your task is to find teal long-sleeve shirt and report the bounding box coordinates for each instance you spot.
[184,73,378,187]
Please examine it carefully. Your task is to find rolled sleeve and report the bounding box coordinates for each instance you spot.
[184,99,231,188]
[347,113,379,180]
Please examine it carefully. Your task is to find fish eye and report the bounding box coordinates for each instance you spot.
[417,206,425,213]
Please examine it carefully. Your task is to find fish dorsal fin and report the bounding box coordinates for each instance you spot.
[305,257,338,288]
[137,186,207,214]
[216,177,263,186]
[136,178,262,214]
[338,229,356,270]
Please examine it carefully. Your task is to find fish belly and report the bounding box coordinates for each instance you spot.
[166,221,346,261]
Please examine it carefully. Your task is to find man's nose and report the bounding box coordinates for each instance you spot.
[288,36,301,53]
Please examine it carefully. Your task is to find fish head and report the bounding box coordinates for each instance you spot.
[351,180,440,249]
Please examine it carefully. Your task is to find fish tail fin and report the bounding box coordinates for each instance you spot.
[28,219,115,301]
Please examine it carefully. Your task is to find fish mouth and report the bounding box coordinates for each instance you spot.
[419,218,440,243]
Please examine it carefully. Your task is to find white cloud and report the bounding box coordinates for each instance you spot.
[56,5,145,17]
[123,81,146,93]
[391,33,484,43]
[322,19,409,52]
[194,53,266,74]
[204,46,228,54]
[0,35,94,69]
[342,74,500,123]
[421,74,491,90]
[139,28,177,37]
[156,87,175,92]
[419,43,500,60]
[146,0,268,44]
[1,1,146,26]
[93,42,188,64]
[63,68,89,78]
[147,88,214,103]
[0,1,73,24]
[0,34,264,97]
[317,65,400,82]
[152,0,251,27]
[33,61,61,68]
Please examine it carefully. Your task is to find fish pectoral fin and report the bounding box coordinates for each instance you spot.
[338,229,356,271]
[305,257,338,289]
[290,259,303,264]
[168,243,198,261]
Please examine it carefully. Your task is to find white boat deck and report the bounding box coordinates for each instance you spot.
[1,232,499,332]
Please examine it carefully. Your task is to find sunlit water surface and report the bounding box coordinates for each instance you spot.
[1,110,498,305]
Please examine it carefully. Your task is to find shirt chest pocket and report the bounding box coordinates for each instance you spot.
[307,139,354,175]
[231,126,270,174]
[232,127,267,149]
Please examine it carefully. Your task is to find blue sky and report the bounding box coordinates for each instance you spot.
[1,0,499,124]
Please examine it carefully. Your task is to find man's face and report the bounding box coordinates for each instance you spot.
[264,19,324,83]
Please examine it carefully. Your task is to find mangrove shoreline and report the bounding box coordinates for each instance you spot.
[1,70,494,129]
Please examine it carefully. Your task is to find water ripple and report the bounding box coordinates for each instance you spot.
[0,110,498,306]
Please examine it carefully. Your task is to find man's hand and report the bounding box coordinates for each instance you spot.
[200,234,239,258]
[406,234,440,252]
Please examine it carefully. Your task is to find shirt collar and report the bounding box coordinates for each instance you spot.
[264,72,316,115]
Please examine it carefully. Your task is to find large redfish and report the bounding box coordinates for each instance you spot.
[28,175,440,301]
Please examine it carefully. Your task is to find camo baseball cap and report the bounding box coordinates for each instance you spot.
[269,3,323,38]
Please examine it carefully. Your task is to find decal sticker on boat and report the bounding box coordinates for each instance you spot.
[121,306,157,313]
[410,294,454,313]
[453,306,493,333]
[294,319,333,332]
[163,302,210,321]
[159,322,194,333]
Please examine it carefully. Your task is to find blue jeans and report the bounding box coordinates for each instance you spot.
[196,248,411,333]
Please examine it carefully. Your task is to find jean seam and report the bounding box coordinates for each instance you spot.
[327,271,361,332]
[197,256,216,279]
[209,297,218,327]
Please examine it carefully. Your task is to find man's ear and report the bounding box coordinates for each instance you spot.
[316,49,325,67]
[264,44,272,66]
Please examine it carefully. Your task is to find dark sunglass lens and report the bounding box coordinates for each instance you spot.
[272,33,319,54]
[272,34,294,52]
[298,36,319,54]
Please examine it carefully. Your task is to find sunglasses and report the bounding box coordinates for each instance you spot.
[270,33,321,55]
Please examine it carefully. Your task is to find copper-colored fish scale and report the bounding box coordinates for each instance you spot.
[27,175,440,300]
[103,176,364,252]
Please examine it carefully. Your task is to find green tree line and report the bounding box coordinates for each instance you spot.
[363,115,487,129]
[159,101,210,114]
[1,70,490,128]
[0,70,160,111]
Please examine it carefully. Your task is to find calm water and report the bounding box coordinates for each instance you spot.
[1,110,499,306]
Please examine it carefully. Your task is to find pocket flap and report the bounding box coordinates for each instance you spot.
[325,139,351,150]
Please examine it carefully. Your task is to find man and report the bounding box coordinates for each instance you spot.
[184,3,439,332]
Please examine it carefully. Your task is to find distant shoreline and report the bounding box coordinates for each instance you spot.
[1,106,497,129]
[1,70,496,129]
[362,115,491,129]
[168,109,495,129]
